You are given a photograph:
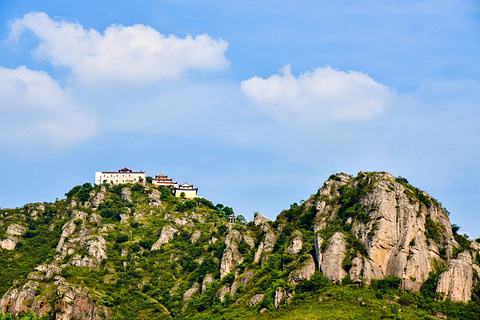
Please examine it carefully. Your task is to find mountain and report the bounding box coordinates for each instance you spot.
[0,171,479,319]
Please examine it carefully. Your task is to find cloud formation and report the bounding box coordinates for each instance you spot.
[241,65,393,123]
[0,66,95,148]
[10,12,229,84]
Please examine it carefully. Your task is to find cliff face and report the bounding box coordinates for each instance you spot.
[0,172,479,319]
[312,173,455,288]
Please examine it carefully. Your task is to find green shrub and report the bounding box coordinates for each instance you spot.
[139,239,155,249]
[420,268,445,299]
[116,233,129,243]
[371,276,401,292]
[296,273,330,293]
[99,208,122,221]
[425,216,441,243]
[65,183,93,202]
[398,293,416,306]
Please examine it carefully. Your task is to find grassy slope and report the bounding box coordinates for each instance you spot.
[191,284,480,320]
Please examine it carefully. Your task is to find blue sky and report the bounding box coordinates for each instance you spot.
[0,0,479,237]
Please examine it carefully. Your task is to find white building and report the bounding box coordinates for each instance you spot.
[174,183,198,198]
[95,168,146,185]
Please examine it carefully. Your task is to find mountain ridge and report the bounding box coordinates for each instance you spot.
[0,171,479,319]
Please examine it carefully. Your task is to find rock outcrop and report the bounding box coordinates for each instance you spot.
[55,277,107,320]
[0,277,106,320]
[253,212,271,226]
[148,189,161,207]
[230,270,254,296]
[54,211,108,268]
[217,285,231,302]
[253,214,277,264]
[348,256,383,284]
[0,280,49,317]
[320,232,347,282]
[202,274,214,293]
[274,287,293,309]
[288,254,316,284]
[191,230,201,244]
[89,187,106,208]
[183,283,200,302]
[436,251,474,302]
[120,187,132,203]
[151,225,178,250]
[312,172,459,290]
[286,230,303,255]
[220,230,243,279]
[70,236,107,268]
[249,293,265,306]
[0,223,27,250]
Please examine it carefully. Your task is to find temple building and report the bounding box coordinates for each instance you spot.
[95,168,146,185]
[174,183,198,198]
[152,174,178,187]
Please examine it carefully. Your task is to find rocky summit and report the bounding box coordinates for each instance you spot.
[0,172,479,319]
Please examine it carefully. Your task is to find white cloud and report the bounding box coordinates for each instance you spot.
[0,66,95,148]
[10,12,229,84]
[241,65,393,123]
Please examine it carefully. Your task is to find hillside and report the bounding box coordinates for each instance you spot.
[0,172,479,319]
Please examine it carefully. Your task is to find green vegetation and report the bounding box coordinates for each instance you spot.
[425,216,442,243]
[395,177,442,209]
[0,313,41,320]
[186,282,480,320]
[338,176,375,223]
[1,175,479,320]
[65,183,93,203]
[0,203,69,295]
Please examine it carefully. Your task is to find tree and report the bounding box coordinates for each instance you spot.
[451,224,460,235]
[236,215,247,224]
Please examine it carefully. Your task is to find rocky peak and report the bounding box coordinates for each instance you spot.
[310,172,462,291]
[253,212,271,226]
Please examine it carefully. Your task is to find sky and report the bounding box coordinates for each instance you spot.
[0,0,479,237]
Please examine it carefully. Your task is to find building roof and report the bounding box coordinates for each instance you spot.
[99,167,145,174]
[153,174,177,184]
[178,183,194,187]
[154,175,174,180]
[175,183,198,191]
